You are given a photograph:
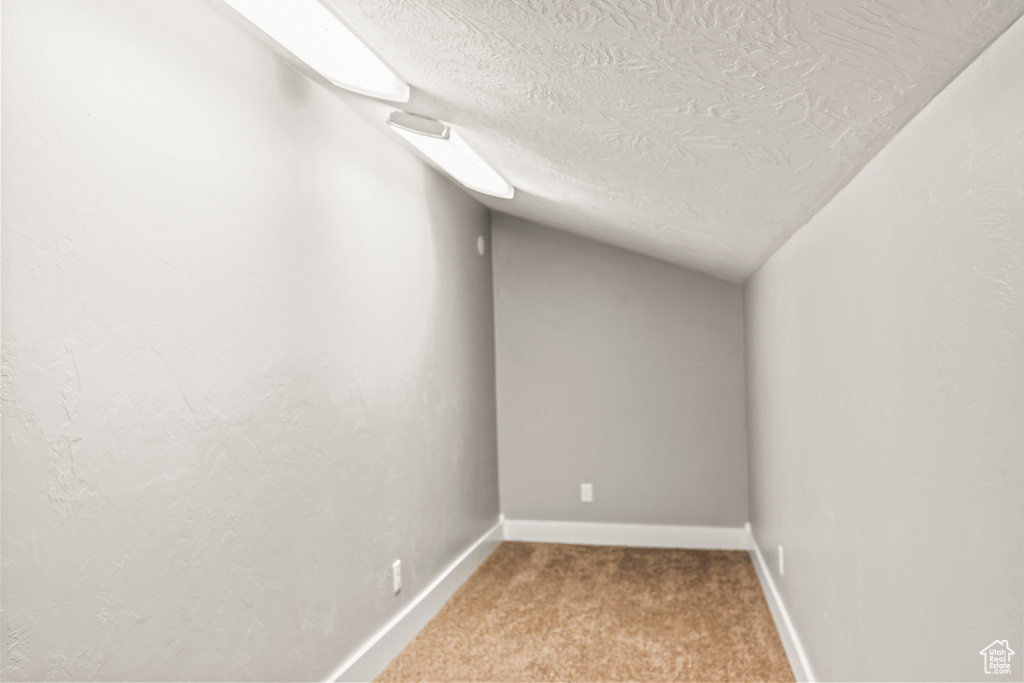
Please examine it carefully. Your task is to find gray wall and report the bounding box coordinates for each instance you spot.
[745,16,1024,682]
[0,1,499,680]
[493,215,748,527]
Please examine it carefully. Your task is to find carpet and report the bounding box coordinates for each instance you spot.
[375,541,794,682]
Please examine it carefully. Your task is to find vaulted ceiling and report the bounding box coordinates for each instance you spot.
[325,0,1023,281]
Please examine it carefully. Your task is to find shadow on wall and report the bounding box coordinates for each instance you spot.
[275,57,312,110]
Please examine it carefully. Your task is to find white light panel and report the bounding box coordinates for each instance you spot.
[223,0,409,102]
[387,112,515,199]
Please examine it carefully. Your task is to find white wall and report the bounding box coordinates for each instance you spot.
[745,17,1024,682]
[0,1,499,680]
[493,215,748,527]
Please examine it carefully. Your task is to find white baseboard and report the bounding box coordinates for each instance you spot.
[746,523,815,682]
[328,517,504,682]
[503,519,748,550]
[327,519,808,683]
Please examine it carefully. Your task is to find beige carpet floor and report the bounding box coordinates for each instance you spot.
[376,541,794,682]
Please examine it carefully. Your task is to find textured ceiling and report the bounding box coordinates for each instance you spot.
[325,0,1023,281]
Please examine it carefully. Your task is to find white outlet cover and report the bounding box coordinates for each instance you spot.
[580,483,593,503]
[477,235,486,255]
[392,559,402,593]
[778,546,784,576]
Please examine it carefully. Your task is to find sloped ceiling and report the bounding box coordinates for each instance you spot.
[325,0,1023,281]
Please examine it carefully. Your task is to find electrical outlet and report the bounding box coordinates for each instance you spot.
[392,560,402,594]
[580,483,593,503]
[778,546,784,576]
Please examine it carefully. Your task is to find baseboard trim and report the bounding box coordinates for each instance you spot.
[327,519,806,682]
[503,519,748,549]
[327,517,504,682]
[746,523,815,682]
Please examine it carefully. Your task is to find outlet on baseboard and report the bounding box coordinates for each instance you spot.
[580,483,593,503]
[778,545,784,576]
[392,560,402,593]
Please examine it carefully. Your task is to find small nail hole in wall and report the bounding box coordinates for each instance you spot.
[477,235,486,256]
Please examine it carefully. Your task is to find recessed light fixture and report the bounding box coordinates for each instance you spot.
[222,0,409,102]
[386,112,515,199]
